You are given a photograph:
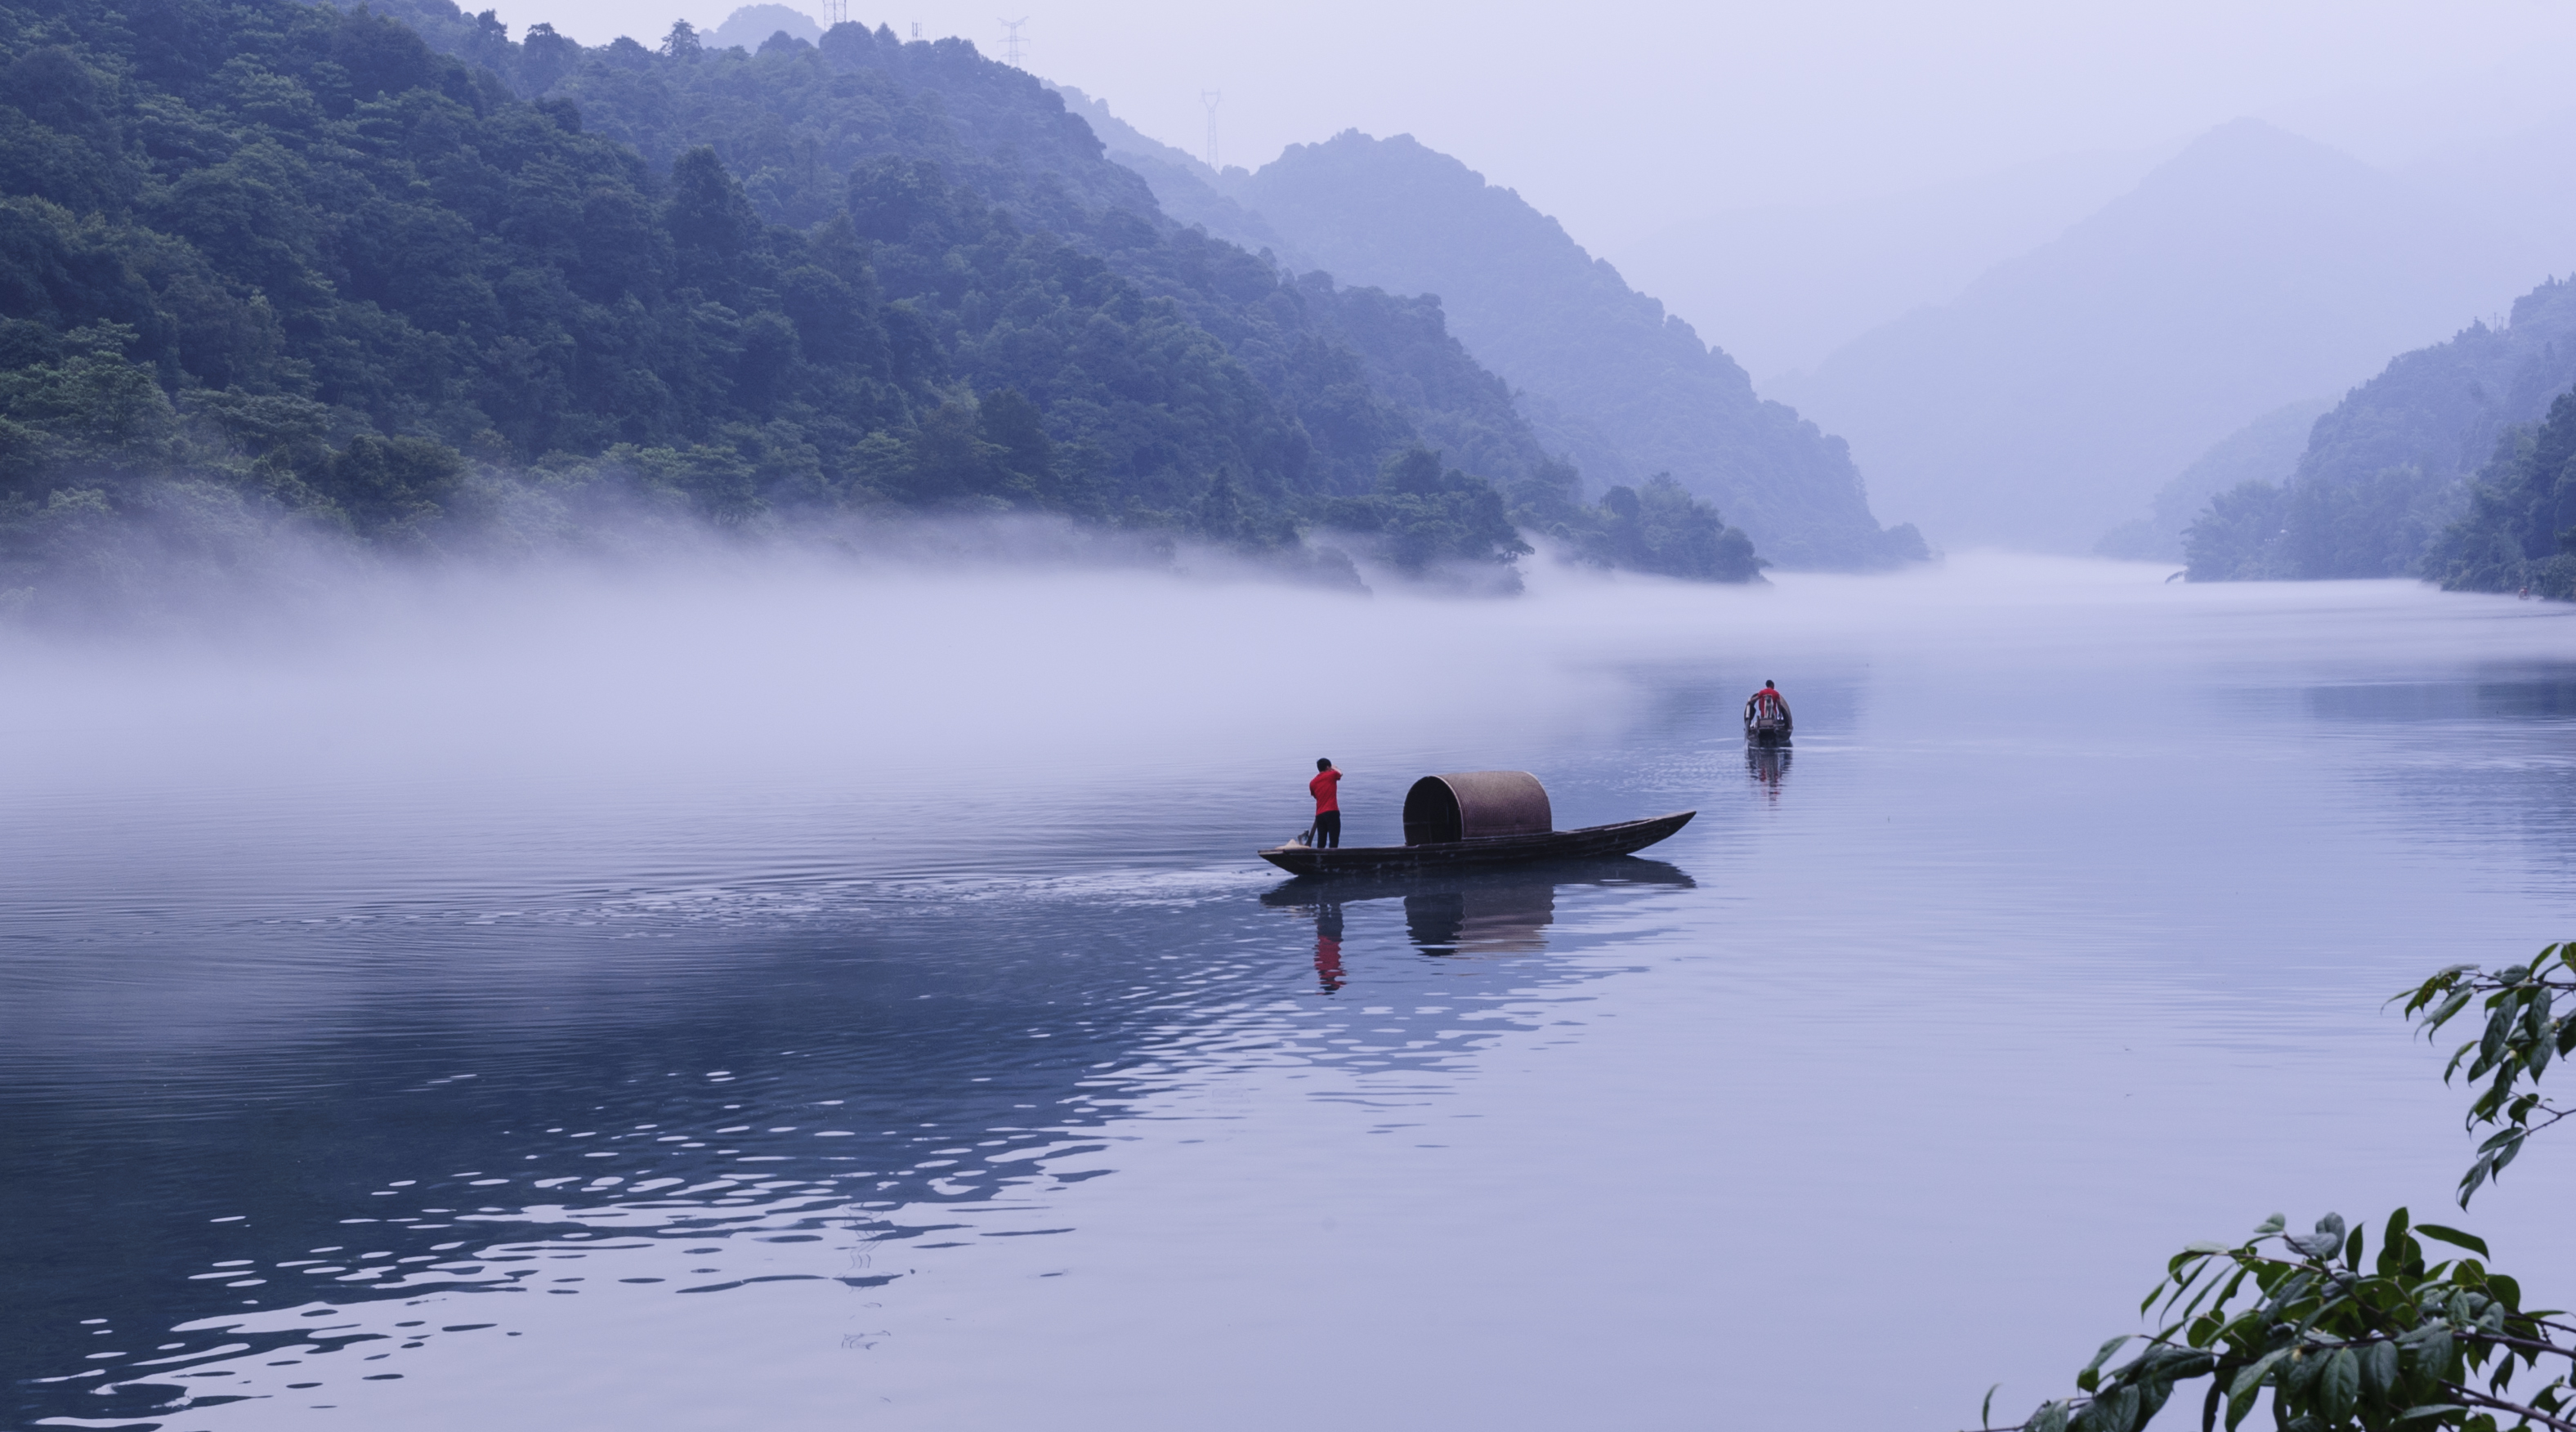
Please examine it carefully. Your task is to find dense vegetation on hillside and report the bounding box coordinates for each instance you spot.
[2185,276,2576,585]
[2418,391,2576,598]
[2096,398,2328,563]
[1058,114,1917,570]
[0,0,1768,620]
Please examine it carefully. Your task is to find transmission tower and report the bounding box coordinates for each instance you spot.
[1201,90,1221,169]
[825,0,846,25]
[909,20,921,39]
[998,16,1027,66]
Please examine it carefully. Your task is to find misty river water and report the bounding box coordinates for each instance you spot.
[7,554,2576,1431]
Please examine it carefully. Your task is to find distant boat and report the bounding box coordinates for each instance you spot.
[1258,771,1693,876]
[1743,697,1792,746]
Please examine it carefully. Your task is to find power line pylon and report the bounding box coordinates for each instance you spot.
[1201,90,1221,169]
[998,16,1027,66]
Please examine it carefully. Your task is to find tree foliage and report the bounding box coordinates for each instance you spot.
[1509,461,1766,583]
[2183,277,2576,588]
[2420,396,2576,600]
[1997,1211,2571,1432]
[1975,943,2576,1432]
[0,0,1758,614]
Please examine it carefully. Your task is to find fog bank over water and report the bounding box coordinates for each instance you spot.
[6,553,2563,916]
[11,558,2576,1430]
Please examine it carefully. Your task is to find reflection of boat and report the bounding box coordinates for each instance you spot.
[1262,858,1695,963]
[1746,741,1791,799]
[1257,771,1693,876]
[1259,857,1697,909]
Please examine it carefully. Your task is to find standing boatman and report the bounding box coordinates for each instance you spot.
[1308,758,1343,848]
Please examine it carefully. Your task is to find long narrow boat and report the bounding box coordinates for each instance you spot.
[1257,770,1694,876]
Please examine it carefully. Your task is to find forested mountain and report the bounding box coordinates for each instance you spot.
[1050,85,1307,274]
[1063,116,1920,570]
[0,0,1764,620]
[2183,276,2576,584]
[2096,398,2328,563]
[1772,119,2542,553]
[2420,389,2576,599]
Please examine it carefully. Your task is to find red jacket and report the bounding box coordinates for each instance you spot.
[1309,768,1341,813]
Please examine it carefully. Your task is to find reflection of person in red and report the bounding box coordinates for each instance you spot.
[1308,759,1343,848]
[1313,904,1345,992]
[1746,743,1791,803]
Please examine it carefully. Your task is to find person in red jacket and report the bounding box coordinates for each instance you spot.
[1308,759,1343,848]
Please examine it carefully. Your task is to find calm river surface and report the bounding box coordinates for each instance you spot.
[6,555,2576,1431]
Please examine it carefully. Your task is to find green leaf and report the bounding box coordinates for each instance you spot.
[2360,1340,2400,1396]
[2408,1327,2456,1382]
[2078,1336,2129,1393]
[2426,988,2475,1031]
[2393,1406,2469,1425]
[2319,1347,2359,1422]
[2229,1349,2289,1402]
[2417,1224,2490,1257]
[2031,1400,2071,1432]
[2253,1213,2286,1238]
[2090,1384,2143,1432]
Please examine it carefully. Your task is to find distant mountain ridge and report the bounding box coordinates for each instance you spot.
[2181,275,2576,584]
[1053,99,1921,570]
[2098,399,2332,563]
[1773,119,2546,553]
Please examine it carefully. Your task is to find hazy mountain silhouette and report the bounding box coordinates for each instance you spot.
[1617,145,2170,381]
[2182,275,2576,583]
[1771,119,2538,552]
[2097,399,2330,563]
[1063,114,1921,569]
[1227,132,1925,568]
[704,3,818,51]
[1050,85,1311,272]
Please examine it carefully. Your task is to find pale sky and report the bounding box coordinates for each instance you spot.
[501,0,2576,281]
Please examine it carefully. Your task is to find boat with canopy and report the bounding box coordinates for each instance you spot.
[1257,770,1693,876]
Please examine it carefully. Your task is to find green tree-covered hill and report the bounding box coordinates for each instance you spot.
[1048,105,1912,571]
[0,0,1767,619]
[2184,275,2576,584]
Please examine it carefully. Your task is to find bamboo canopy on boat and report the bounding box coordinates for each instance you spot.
[1402,771,1554,846]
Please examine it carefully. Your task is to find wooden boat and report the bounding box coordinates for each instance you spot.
[1258,770,1694,876]
[1743,697,1792,746]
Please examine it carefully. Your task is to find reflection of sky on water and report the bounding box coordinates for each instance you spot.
[9,562,2576,1430]
[5,861,1697,1428]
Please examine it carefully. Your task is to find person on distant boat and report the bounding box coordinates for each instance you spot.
[1308,759,1343,849]
[1746,680,1791,729]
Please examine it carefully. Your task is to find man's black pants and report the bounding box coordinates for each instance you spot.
[1313,811,1341,848]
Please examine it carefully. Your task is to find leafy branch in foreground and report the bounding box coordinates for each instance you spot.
[1964,944,2576,1432]
[2400,943,2576,1205]
[1977,1210,2573,1432]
